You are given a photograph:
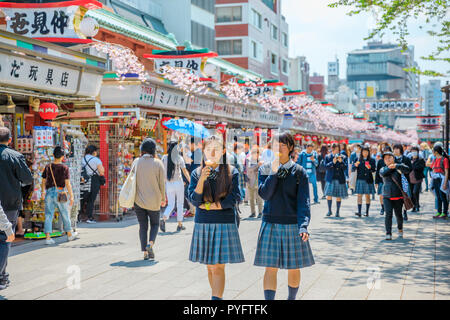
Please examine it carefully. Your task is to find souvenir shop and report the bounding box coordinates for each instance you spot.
[0,30,105,236]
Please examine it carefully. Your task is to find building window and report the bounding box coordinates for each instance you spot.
[250,39,263,62]
[217,39,242,55]
[282,32,288,47]
[282,59,289,75]
[251,9,262,29]
[271,24,278,40]
[271,52,278,74]
[216,6,242,23]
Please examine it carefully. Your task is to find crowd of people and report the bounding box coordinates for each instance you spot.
[0,123,447,298]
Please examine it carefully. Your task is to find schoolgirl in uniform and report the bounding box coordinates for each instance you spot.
[188,135,244,300]
[254,132,315,300]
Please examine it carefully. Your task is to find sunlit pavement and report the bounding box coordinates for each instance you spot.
[1,190,449,300]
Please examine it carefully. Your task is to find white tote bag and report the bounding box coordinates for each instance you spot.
[349,170,357,189]
[119,158,139,208]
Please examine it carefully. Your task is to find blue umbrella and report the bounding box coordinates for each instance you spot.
[163,118,210,138]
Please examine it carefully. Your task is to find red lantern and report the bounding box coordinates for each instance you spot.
[254,127,262,137]
[312,135,318,142]
[304,135,311,142]
[294,133,302,141]
[38,102,58,120]
[160,117,172,129]
[216,123,226,134]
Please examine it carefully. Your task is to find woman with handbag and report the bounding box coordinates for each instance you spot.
[41,146,77,245]
[133,139,166,260]
[409,146,425,212]
[353,146,376,217]
[255,132,314,300]
[430,145,449,219]
[188,135,243,300]
[380,152,411,240]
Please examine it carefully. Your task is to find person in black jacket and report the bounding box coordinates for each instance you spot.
[0,127,33,289]
[353,146,376,217]
[380,152,411,240]
[393,144,412,221]
[324,143,348,217]
[409,146,425,212]
[375,145,392,215]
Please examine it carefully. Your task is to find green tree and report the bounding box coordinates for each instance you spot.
[329,0,449,77]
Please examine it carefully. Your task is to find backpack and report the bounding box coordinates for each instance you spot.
[317,157,326,174]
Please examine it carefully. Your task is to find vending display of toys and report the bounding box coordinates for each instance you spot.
[16,136,33,154]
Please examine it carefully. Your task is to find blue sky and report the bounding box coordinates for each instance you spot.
[281,0,450,90]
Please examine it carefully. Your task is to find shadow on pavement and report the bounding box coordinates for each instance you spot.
[110,260,159,268]
[60,241,126,249]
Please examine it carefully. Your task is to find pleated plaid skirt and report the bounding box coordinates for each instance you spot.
[254,222,315,269]
[189,223,245,265]
[377,182,384,195]
[355,179,376,195]
[324,179,348,198]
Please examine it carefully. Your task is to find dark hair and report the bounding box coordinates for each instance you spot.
[0,127,11,143]
[433,145,449,161]
[85,145,98,155]
[383,145,393,153]
[166,141,178,181]
[360,146,370,160]
[306,143,314,148]
[393,144,404,154]
[411,146,420,152]
[340,143,349,156]
[53,146,64,159]
[140,138,156,156]
[275,132,295,156]
[201,135,232,203]
[331,143,340,151]
[320,144,328,158]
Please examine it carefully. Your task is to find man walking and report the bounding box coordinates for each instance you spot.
[297,143,320,204]
[0,127,33,289]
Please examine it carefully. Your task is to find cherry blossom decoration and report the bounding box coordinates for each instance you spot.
[162,65,208,96]
[220,78,262,104]
[92,41,148,81]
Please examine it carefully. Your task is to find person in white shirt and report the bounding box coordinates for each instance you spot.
[80,145,105,224]
[160,141,191,232]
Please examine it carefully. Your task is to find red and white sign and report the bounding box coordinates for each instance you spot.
[0,1,103,44]
[39,102,58,120]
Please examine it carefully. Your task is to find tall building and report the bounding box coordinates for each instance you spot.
[327,57,340,93]
[424,80,444,115]
[325,85,360,114]
[214,0,289,83]
[347,41,419,99]
[289,56,310,93]
[99,0,215,49]
[309,73,325,101]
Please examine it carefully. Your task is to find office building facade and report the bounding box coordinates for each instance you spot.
[289,56,310,93]
[215,0,289,83]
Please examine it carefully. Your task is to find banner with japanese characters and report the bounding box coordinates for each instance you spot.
[187,96,214,115]
[153,87,188,112]
[417,115,441,130]
[0,1,103,43]
[100,83,156,107]
[0,51,80,94]
[212,101,235,119]
[154,57,202,76]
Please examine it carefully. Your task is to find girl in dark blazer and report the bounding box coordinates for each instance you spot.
[380,152,411,240]
[409,146,425,212]
[255,132,314,300]
[353,146,376,217]
[188,135,243,300]
[324,143,348,217]
[393,144,412,221]
[375,145,392,215]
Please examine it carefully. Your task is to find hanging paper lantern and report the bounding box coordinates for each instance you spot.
[79,17,99,38]
[254,127,262,137]
[160,117,172,129]
[38,102,58,120]
[294,133,302,141]
[312,135,318,142]
[216,123,226,134]
[304,135,311,142]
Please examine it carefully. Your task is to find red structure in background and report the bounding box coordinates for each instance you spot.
[99,121,109,220]
[309,74,325,100]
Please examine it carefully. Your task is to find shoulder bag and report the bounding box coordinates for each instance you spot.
[85,156,106,186]
[391,173,414,211]
[49,164,68,203]
[119,158,139,208]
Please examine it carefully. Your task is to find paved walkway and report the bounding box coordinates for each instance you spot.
[1,190,449,300]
